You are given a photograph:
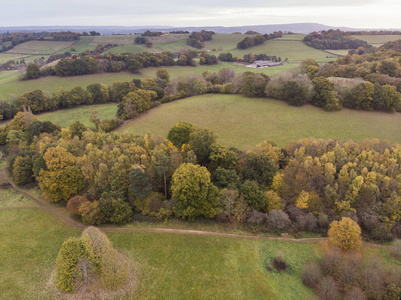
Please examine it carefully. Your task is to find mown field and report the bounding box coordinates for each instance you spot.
[5,41,74,55]
[354,34,401,45]
[116,94,401,149]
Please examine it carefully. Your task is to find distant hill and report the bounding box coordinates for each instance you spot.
[1,23,400,35]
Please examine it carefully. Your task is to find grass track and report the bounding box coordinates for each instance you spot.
[116,94,401,149]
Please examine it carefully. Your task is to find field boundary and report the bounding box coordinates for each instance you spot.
[1,171,395,249]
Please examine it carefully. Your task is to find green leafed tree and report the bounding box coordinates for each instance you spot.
[171,163,218,220]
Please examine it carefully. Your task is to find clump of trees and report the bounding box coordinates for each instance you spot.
[302,248,401,299]
[187,30,215,49]
[303,30,370,50]
[237,32,283,50]
[55,227,131,293]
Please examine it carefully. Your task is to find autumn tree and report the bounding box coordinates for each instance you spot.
[25,63,40,79]
[38,146,85,202]
[189,128,216,166]
[328,217,362,251]
[167,121,195,148]
[171,163,218,220]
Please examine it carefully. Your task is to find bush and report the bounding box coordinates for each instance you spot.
[343,287,367,300]
[296,212,317,231]
[55,227,130,293]
[317,276,340,300]
[272,253,288,271]
[328,217,362,251]
[67,195,89,215]
[369,223,394,243]
[267,209,290,231]
[79,201,105,225]
[302,261,323,288]
[247,210,268,225]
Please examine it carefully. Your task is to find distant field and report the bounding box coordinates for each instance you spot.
[5,41,74,55]
[104,34,191,54]
[0,53,31,63]
[207,39,336,63]
[37,103,118,128]
[116,94,401,149]
[276,34,306,41]
[354,35,401,45]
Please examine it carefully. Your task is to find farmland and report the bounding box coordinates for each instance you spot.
[354,34,401,45]
[116,94,401,149]
[5,41,74,55]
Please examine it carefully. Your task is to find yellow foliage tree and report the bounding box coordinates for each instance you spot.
[328,217,362,251]
[295,190,310,210]
[38,146,84,202]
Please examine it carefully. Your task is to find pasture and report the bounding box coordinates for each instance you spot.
[37,103,118,128]
[354,34,401,45]
[5,41,74,55]
[116,94,401,149]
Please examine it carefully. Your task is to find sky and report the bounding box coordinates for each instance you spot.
[1,0,400,29]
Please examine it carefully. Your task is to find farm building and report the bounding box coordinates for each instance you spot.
[249,60,283,68]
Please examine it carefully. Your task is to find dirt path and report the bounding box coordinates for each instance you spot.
[1,172,395,249]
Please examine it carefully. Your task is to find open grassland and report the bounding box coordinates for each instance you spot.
[116,94,401,149]
[104,34,191,54]
[0,53,31,63]
[323,49,349,56]
[207,38,334,63]
[37,103,118,128]
[5,41,74,55]
[0,187,38,208]
[202,33,256,51]
[58,36,96,53]
[354,35,401,45]
[276,34,306,41]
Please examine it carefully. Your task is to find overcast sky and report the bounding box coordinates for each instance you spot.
[1,0,400,29]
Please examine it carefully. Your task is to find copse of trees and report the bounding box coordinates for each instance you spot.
[236,31,283,50]
[303,30,370,50]
[187,30,215,49]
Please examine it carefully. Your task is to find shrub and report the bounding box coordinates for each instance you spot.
[359,266,385,299]
[67,195,89,215]
[369,223,394,243]
[272,253,288,271]
[267,209,290,231]
[328,217,362,251]
[302,261,323,288]
[296,212,317,231]
[79,201,105,225]
[247,210,268,225]
[317,276,340,300]
[343,287,367,300]
[393,240,401,258]
[55,227,130,293]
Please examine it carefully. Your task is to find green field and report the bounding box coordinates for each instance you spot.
[37,103,118,128]
[276,34,306,41]
[324,49,349,56]
[5,41,74,55]
[116,94,401,149]
[354,35,401,45]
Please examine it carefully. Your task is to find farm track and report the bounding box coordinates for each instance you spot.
[1,172,395,249]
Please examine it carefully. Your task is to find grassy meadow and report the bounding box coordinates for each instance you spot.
[116,94,401,149]
[5,41,74,55]
[354,34,401,45]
